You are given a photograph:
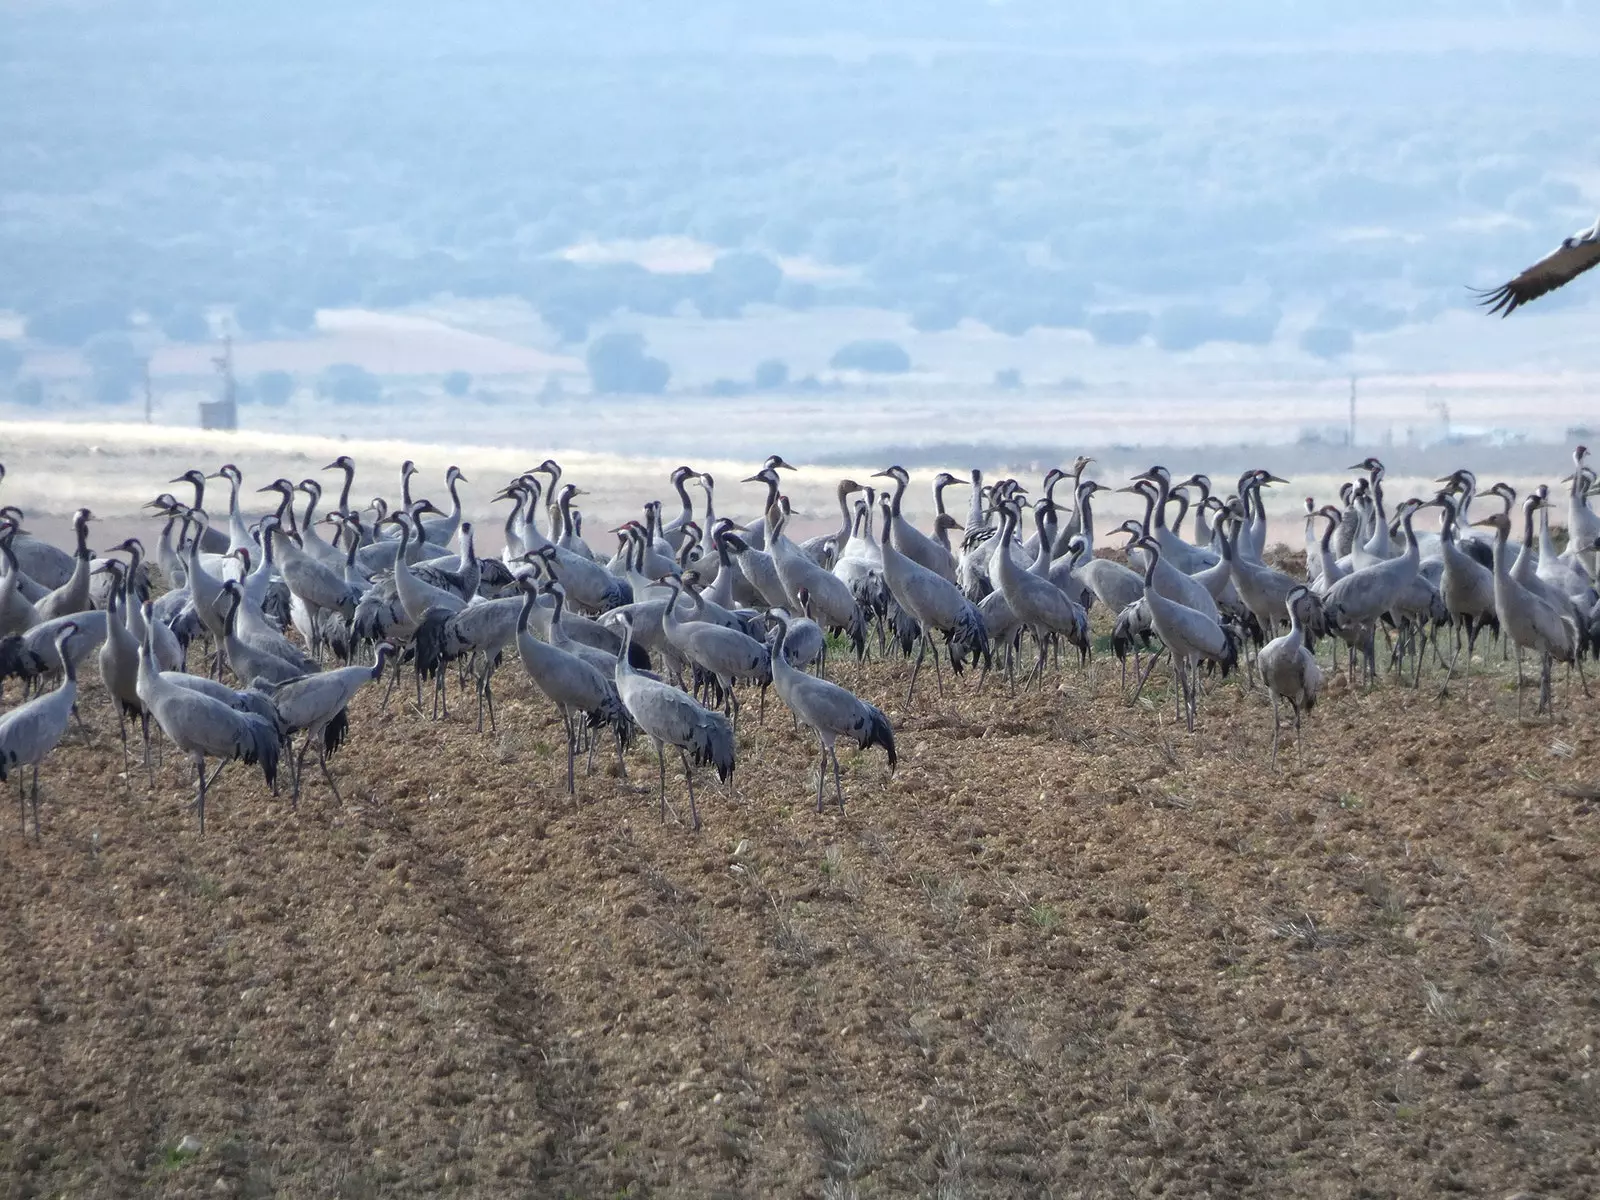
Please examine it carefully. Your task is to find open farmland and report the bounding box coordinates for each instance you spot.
[3,606,1598,1197]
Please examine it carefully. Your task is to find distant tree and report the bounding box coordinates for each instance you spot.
[13,376,44,407]
[1300,325,1354,360]
[1154,305,1280,353]
[910,295,964,333]
[543,309,591,345]
[994,368,1023,390]
[1086,310,1152,346]
[161,305,212,343]
[707,378,749,397]
[234,296,278,336]
[753,359,789,390]
[276,301,318,333]
[774,279,817,311]
[442,369,472,397]
[256,369,295,408]
[25,299,127,346]
[830,339,911,374]
[317,363,383,405]
[710,252,783,307]
[0,341,21,381]
[586,331,671,395]
[82,333,143,405]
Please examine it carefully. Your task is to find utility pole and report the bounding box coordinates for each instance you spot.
[1348,375,1357,447]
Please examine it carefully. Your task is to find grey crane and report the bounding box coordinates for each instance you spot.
[766,499,868,660]
[876,498,990,704]
[1128,466,1219,573]
[1,610,109,696]
[96,562,152,784]
[136,630,280,833]
[660,579,771,729]
[1257,586,1324,768]
[219,581,307,687]
[660,465,702,550]
[1321,498,1424,685]
[990,498,1089,689]
[772,591,826,672]
[514,580,634,795]
[0,622,80,837]
[872,465,959,581]
[613,614,735,831]
[0,495,74,588]
[768,613,895,812]
[439,581,536,731]
[1135,537,1240,731]
[1432,492,1498,695]
[0,520,43,636]
[418,465,469,546]
[1475,213,1600,316]
[34,508,95,621]
[1472,511,1581,717]
[1564,446,1599,576]
[256,642,395,803]
[734,455,796,551]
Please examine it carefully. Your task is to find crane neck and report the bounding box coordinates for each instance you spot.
[336,464,354,514]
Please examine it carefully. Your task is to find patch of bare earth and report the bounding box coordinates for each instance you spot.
[2,611,1598,1197]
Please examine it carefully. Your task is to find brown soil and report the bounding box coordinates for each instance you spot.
[2,623,1598,1198]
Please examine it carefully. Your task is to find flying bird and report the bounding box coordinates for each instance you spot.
[1476,213,1600,316]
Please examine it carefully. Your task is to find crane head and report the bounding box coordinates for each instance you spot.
[323,455,355,472]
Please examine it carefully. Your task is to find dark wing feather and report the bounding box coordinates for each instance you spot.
[1475,233,1600,317]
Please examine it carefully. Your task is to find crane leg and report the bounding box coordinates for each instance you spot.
[292,735,313,806]
[195,756,208,835]
[929,633,946,697]
[141,711,155,791]
[317,743,343,806]
[1515,649,1525,720]
[15,772,24,833]
[680,749,700,832]
[1130,648,1164,707]
[829,741,845,812]
[114,703,132,793]
[1269,691,1281,770]
[564,711,577,796]
[655,740,673,824]
[906,634,927,706]
[815,735,827,814]
[30,763,41,841]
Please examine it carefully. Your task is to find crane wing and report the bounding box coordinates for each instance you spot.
[1475,226,1600,316]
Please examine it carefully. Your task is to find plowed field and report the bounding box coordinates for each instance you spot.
[3,626,1598,1198]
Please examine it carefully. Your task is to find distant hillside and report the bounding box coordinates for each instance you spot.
[2,0,1598,399]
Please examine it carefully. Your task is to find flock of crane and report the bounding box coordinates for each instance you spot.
[1,446,1598,839]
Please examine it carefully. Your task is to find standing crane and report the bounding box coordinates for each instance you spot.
[255,642,395,804]
[876,498,990,703]
[612,614,735,831]
[768,613,896,812]
[136,631,281,833]
[0,623,80,837]
[515,579,634,796]
[1257,586,1324,768]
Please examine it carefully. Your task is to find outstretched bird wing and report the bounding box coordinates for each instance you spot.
[1475,222,1600,316]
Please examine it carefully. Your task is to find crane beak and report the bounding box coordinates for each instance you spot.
[1262,473,1290,486]
[774,458,797,471]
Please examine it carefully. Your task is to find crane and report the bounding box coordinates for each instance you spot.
[0,623,80,837]
[1257,586,1324,768]
[767,613,895,812]
[612,614,735,831]
[1475,213,1600,316]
